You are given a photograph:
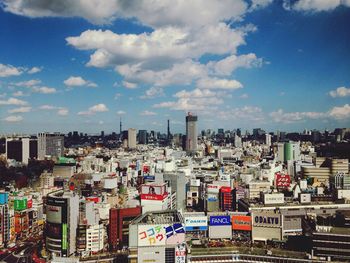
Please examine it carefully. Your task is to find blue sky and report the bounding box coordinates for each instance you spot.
[0,0,349,135]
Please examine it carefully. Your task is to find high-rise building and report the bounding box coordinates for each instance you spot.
[185,113,198,152]
[265,133,272,147]
[128,128,137,149]
[138,130,148,145]
[5,137,37,164]
[46,191,79,257]
[38,132,64,160]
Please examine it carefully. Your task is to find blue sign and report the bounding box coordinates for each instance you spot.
[144,175,155,180]
[185,226,208,231]
[209,216,231,226]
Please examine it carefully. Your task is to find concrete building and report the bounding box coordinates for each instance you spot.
[128,128,137,149]
[186,113,198,152]
[5,137,37,164]
[138,130,147,145]
[265,134,272,147]
[46,190,79,257]
[38,132,64,160]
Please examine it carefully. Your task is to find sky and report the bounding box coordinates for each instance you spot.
[0,0,350,135]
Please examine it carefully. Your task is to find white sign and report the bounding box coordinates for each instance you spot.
[184,216,208,227]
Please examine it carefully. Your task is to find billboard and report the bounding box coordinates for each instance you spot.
[253,212,281,228]
[175,243,186,263]
[207,184,220,193]
[138,223,185,247]
[231,215,252,231]
[46,205,62,224]
[275,173,291,188]
[140,184,167,200]
[209,215,231,226]
[14,198,27,211]
[184,216,208,231]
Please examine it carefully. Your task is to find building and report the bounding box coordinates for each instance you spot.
[128,128,137,149]
[138,130,148,145]
[186,113,198,152]
[38,132,64,160]
[5,137,37,164]
[0,192,9,248]
[265,134,272,147]
[46,191,79,257]
[108,206,142,250]
[128,210,185,263]
[139,182,170,214]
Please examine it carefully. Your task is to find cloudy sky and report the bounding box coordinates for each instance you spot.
[0,0,350,134]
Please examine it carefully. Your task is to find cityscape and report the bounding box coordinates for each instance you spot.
[1,1,350,263]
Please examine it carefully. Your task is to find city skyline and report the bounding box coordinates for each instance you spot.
[1,0,350,134]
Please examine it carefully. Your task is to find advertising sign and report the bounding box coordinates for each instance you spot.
[46,205,62,224]
[140,184,167,200]
[144,175,155,181]
[207,184,220,193]
[231,215,252,231]
[138,223,185,247]
[184,216,208,231]
[175,243,186,263]
[253,212,281,228]
[209,215,231,226]
[275,173,291,188]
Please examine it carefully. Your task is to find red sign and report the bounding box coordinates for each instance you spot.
[143,165,150,173]
[140,193,168,201]
[27,199,33,209]
[231,215,252,231]
[275,173,291,188]
[221,186,231,193]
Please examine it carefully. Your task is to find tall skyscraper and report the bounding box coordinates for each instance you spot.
[46,191,79,257]
[138,130,148,144]
[38,132,64,160]
[128,128,137,149]
[5,137,37,164]
[186,113,198,152]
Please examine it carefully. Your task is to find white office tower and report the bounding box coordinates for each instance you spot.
[186,113,198,152]
[128,128,137,149]
[277,143,284,162]
[38,132,64,160]
[234,134,242,148]
[5,137,30,164]
[265,133,272,147]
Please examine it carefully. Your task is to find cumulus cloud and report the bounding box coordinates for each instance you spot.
[140,87,164,99]
[78,103,108,115]
[217,106,264,121]
[249,0,274,11]
[116,110,126,115]
[269,109,327,123]
[328,104,350,120]
[122,81,137,89]
[8,106,31,113]
[283,0,350,12]
[32,86,57,94]
[196,77,243,90]
[28,66,42,74]
[64,76,97,87]
[329,86,350,98]
[38,105,69,116]
[3,115,23,122]
[140,110,157,116]
[2,0,248,27]
[13,79,41,87]
[0,63,22,77]
[0,97,28,106]
[12,91,26,97]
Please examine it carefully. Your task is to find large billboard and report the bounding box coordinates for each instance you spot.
[252,212,281,228]
[209,215,231,226]
[231,215,252,231]
[184,216,208,231]
[46,205,62,224]
[138,223,185,247]
[275,173,291,188]
[140,184,167,200]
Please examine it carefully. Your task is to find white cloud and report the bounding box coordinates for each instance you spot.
[217,106,264,121]
[328,104,350,120]
[240,93,249,99]
[38,105,69,116]
[12,91,25,97]
[57,108,69,116]
[2,0,248,27]
[0,97,28,106]
[3,115,23,122]
[27,66,42,74]
[116,110,126,115]
[114,93,122,99]
[0,63,22,77]
[8,106,31,113]
[32,86,57,94]
[64,76,97,87]
[78,103,109,115]
[249,0,273,11]
[329,86,350,98]
[14,79,41,87]
[140,87,164,99]
[122,81,137,89]
[140,110,157,116]
[269,109,326,123]
[283,0,350,12]
[208,53,263,76]
[197,77,243,90]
